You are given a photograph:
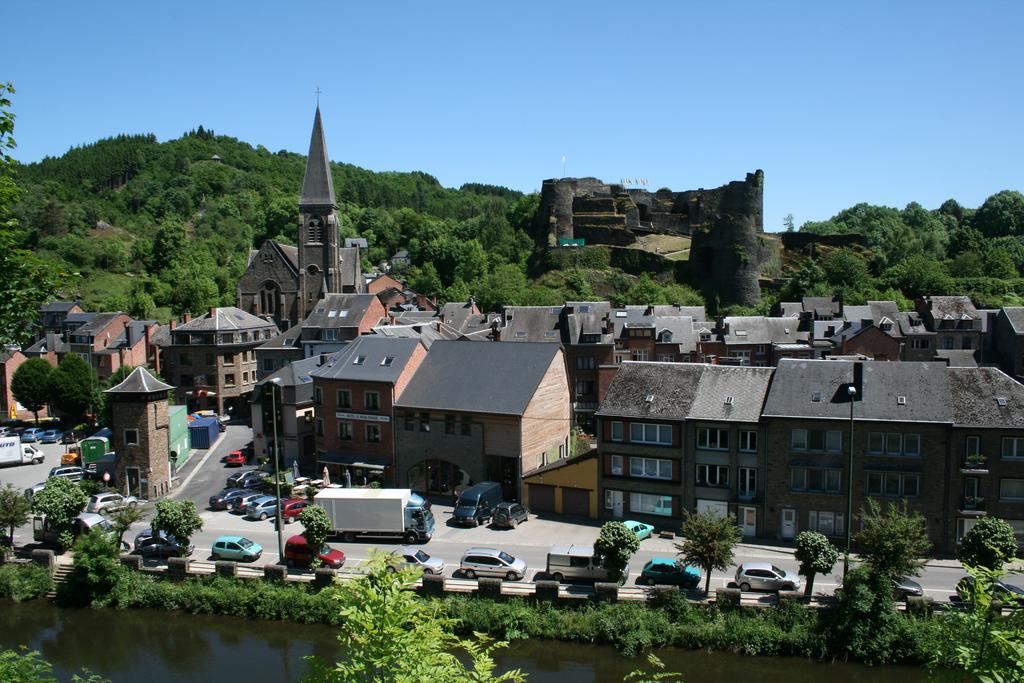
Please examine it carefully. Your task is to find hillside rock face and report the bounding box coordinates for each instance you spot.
[534,171,765,307]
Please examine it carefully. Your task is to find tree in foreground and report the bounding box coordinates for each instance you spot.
[305,552,525,683]
[60,528,122,607]
[957,516,1019,572]
[151,499,202,556]
[299,504,332,568]
[30,477,87,551]
[0,483,32,550]
[826,566,903,665]
[0,646,107,683]
[794,530,838,598]
[928,566,1024,682]
[10,359,53,424]
[592,521,640,583]
[48,354,101,421]
[853,499,930,579]
[110,503,145,550]
[676,509,741,594]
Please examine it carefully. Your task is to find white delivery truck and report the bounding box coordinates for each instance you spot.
[0,435,44,467]
[314,488,435,544]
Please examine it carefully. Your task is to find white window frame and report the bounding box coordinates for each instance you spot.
[1002,437,1024,459]
[868,432,884,454]
[630,422,672,445]
[124,429,139,446]
[610,421,623,442]
[738,467,756,498]
[629,492,673,517]
[610,454,623,475]
[1000,478,1024,501]
[696,463,729,487]
[632,349,649,362]
[629,457,672,480]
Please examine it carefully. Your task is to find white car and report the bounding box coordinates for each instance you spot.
[393,546,447,575]
[86,492,138,514]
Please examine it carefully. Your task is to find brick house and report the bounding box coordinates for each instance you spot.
[309,337,426,483]
[36,301,83,339]
[0,348,49,421]
[394,341,571,502]
[824,321,902,360]
[164,307,279,416]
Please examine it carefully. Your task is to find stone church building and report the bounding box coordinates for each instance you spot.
[237,106,364,329]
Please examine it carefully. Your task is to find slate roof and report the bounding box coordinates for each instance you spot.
[687,365,773,423]
[105,367,174,394]
[370,322,457,348]
[299,106,336,208]
[63,312,96,327]
[649,304,707,320]
[721,316,808,345]
[935,349,978,367]
[395,341,562,416]
[24,333,69,355]
[303,294,378,329]
[924,295,978,320]
[596,362,705,421]
[256,354,323,390]
[503,306,565,342]
[339,247,360,290]
[1001,307,1024,334]
[40,301,80,313]
[258,325,303,351]
[176,307,277,332]
[310,337,422,383]
[74,312,125,337]
[947,367,1024,428]
[762,359,952,423]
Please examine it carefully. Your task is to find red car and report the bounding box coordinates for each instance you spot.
[224,450,246,466]
[284,534,345,568]
[280,498,308,523]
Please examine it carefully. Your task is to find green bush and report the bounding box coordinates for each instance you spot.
[0,563,54,601]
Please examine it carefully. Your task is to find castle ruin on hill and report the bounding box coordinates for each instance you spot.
[534,170,767,307]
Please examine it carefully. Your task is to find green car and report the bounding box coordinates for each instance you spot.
[623,519,654,541]
[211,535,263,562]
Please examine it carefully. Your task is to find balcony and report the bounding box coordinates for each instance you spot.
[960,454,989,473]
[959,495,986,514]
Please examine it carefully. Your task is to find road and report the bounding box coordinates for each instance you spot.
[0,427,990,600]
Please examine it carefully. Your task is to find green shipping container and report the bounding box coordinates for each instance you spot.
[80,436,110,464]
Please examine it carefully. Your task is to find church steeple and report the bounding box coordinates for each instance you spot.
[299,106,336,209]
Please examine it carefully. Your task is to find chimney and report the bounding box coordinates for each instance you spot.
[170,320,176,331]
[319,353,329,366]
[852,361,864,400]
[209,306,217,319]
[389,314,396,325]
[183,312,192,323]
[644,304,654,316]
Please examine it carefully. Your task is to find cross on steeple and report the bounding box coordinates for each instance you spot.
[315,86,322,105]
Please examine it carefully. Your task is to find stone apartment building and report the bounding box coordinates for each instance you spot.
[250,354,320,473]
[36,301,84,338]
[916,296,983,354]
[164,307,279,416]
[394,341,571,502]
[309,336,426,483]
[595,362,771,534]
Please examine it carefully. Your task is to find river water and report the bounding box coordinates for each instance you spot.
[0,602,928,682]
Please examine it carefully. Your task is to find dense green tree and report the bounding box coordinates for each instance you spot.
[10,358,54,424]
[619,274,666,306]
[853,499,930,579]
[306,552,525,683]
[299,504,332,569]
[881,254,954,298]
[973,190,1024,238]
[151,500,203,556]
[984,248,1018,279]
[826,566,904,665]
[592,521,640,583]
[957,517,1019,572]
[676,509,741,593]
[30,477,88,551]
[822,249,870,289]
[60,528,122,607]
[48,354,101,421]
[0,483,32,549]
[794,531,838,598]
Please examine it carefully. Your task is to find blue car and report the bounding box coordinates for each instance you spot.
[623,519,655,541]
[639,558,702,588]
[211,535,263,562]
[39,429,63,444]
[21,427,44,443]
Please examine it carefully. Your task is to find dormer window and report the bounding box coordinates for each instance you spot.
[724,396,734,405]
[997,397,1008,407]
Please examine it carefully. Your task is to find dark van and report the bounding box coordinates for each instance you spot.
[452,481,503,527]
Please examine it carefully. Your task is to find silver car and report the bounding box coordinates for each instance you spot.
[460,547,527,581]
[734,562,802,592]
[244,495,278,520]
[393,546,447,575]
[86,492,138,514]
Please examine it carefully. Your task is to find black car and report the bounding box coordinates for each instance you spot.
[957,576,1024,606]
[892,576,924,599]
[61,430,80,445]
[226,470,266,490]
[133,529,194,558]
[208,487,249,510]
[491,502,529,529]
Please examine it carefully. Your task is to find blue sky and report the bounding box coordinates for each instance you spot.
[6,0,1023,229]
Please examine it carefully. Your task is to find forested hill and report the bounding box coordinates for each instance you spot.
[10,127,549,317]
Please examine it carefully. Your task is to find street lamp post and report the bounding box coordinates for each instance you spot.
[843,384,857,576]
[269,377,284,564]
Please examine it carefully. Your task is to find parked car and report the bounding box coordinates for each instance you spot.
[452,481,503,527]
[48,465,84,482]
[230,491,265,513]
[892,576,924,599]
[957,576,1024,606]
[226,470,266,490]
[133,529,194,558]
[38,429,62,444]
[734,562,802,592]
[392,546,446,575]
[21,427,44,443]
[0,426,10,437]
[24,482,46,499]
[492,502,529,529]
[280,498,308,523]
[244,495,278,520]
[283,534,345,568]
[86,492,138,514]
[546,544,625,583]
[208,488,248,510]
[61,431,80,445]
[639,558,702,588]
[623,520,654,541]
[459,547,527,581]
[224,450,246,466]
[211,535,263,562]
